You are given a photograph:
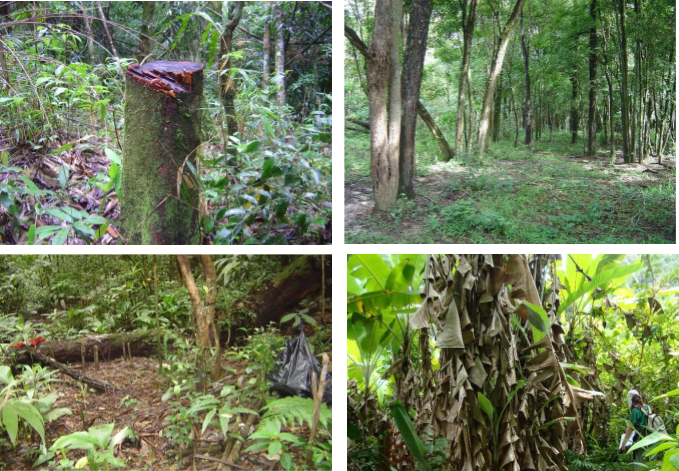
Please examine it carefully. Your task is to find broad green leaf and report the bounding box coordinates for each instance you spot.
[523,302,550,343]
[392,401,431,471]
[477,392,494,422]
[88,423,114,449]
[2,403,18,445]
[105,148,122,166]
[13,401,45,446]
[51,228,69,245]
[202,409,216,436]
[49,142,74,155]
[268,440,282,458]
[652,389,679,401]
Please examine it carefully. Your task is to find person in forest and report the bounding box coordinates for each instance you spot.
[620,390,650,469]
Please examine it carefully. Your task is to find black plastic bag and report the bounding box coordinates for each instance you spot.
[268,329,332,404]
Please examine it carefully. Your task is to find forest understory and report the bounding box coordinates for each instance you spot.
[345,133,675,244]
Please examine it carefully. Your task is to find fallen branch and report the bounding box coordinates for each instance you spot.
[20,347,130,396]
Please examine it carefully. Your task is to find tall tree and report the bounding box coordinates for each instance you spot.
[614,0,631,162]
[345,25,454,161]
[262,2,271,85]
[274,1,286,107]
[218,2,244,141]
[477,0,527,162]
[177,255,221,382]
[387,0,402,197]
[398,0,433,198]
[453,0,479,157]
[587,0,597,156]
[367,0,398,210]
[520,11,531,146]
[138,1,155,61]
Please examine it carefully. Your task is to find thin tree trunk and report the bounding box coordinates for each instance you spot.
[520,12,531,146]
[570,74,579,144]
[466,66,475,153]
[477,0,527,162]
[453,0,479,157]
[274,1,286,107]
[96,1,117,58]
[79,2,95,63]
[218,2,244,142]
[262,2,271,85]
[615,0,631,162]
[587,0,597,156]
[138,1,155,60]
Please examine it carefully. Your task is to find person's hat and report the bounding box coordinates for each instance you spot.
[628,389,640,409]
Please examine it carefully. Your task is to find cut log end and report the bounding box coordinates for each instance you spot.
[126,60,203,98]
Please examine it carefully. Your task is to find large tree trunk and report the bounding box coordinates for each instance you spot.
[587,0,597,156]
[233,256,331,330]
[120,61,203,244]
[344,24,454,162]
[477,0,527,162]
[387,0,402,197]
[398,0,433,198]
[453,0,479,158]
[368,0,397,211]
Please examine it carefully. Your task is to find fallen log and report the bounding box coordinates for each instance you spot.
[10,329,164,365]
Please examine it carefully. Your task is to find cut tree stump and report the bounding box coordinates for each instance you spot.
[120,60,204,244]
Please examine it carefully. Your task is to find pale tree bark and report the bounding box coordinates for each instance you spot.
[587,0,597,156]
[262,2,271,85]
[520,11,532,146]
[477,0,527,162]
[399,0,432,198]
[367,0,397,211]
[177,255,222,382]
[453,0,479,158]
[387,0,402,196]
[274,1,286,107]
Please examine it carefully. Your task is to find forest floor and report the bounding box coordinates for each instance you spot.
[345,132,676,244]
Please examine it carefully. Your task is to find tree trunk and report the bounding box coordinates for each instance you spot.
[96,1,117,58]
[177,255,221,381]
[453,0,479,157]
[520,12,531,146]
[274,1,286,107]
[387,0,402,196]
[120,61,203,244]
[262,2,271,85]
[138,1,155,61]
[368,0,397,211]
[79,1,95,63]
[477,0,527,162]
[616,0,631,162]
[344,24,454,161]
[570,74,579,144]
[587,0,597,156]
[398,0,433,198]
[218,2,244,143]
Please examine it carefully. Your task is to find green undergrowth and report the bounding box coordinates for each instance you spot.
[345,131,675,244]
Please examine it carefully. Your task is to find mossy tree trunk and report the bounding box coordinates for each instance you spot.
[120,60,203,244]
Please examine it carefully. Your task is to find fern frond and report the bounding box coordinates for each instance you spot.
[260,396,331,430]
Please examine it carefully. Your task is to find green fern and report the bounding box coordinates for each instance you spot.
[260,397,331,430]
